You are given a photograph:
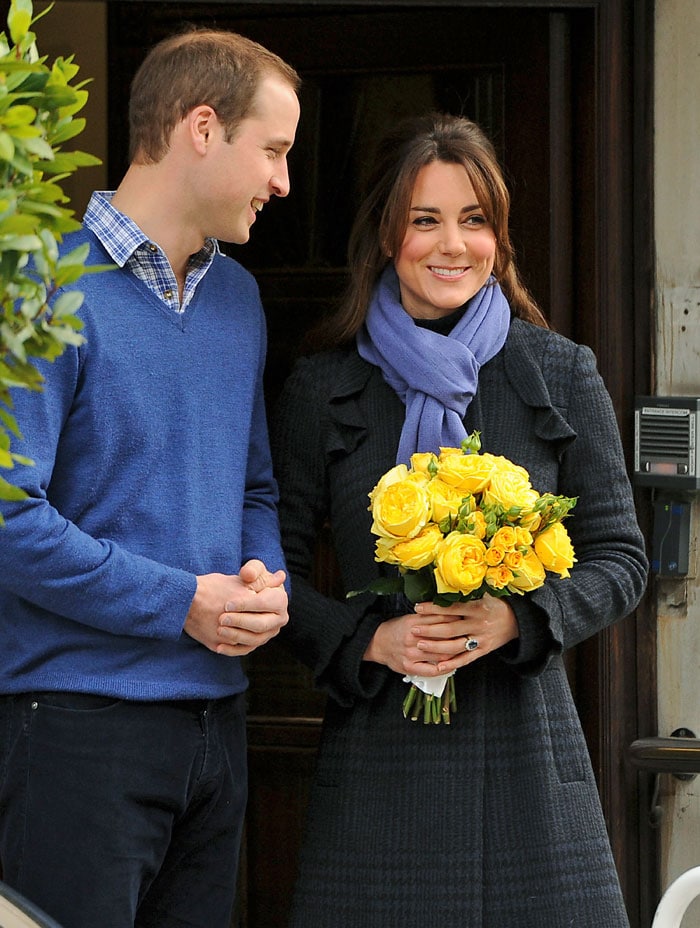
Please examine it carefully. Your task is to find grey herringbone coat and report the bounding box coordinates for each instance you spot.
[271,318,648,928]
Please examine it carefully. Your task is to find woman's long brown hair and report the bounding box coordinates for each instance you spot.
[308,112,548,351]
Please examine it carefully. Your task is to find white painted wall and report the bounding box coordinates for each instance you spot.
[654,0,700,922]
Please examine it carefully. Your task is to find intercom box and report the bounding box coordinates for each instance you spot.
[634,396,700,490]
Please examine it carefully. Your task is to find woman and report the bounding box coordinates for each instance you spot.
[271,113,648,928]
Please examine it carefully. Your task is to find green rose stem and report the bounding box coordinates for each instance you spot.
[402,684,417,718]
[402,678,456,725]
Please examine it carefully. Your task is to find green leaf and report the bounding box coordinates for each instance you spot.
[38,150,100,174]
[0,233,42,251]
[51,289,83,317]
[53,263,87,288]
[57,241,89,265]
[22,180,67,202]
[31,3,55,27]
[52,54,80,85]
[3,122,41,140]
[56,89,89,119]
[49,116,87,145]
[47,325,83,348]
[0,130,15,160]
[403,568,436,604]
[346,575,404,598]
[0,214,37,235]
[0,473,29,501]
[0,405,22,438]
[66,149,101,167]
[81,262,117,276]
[20,135,55,160]
[2,102,36,127]
[8,1,32,46]
[18,199,65,219]
[9,148,33,176]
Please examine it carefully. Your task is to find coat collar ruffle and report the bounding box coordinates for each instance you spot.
[323,318,577,459]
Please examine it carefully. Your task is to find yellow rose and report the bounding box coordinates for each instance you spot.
[427,478,471,524]
[386,522,444,570]
[504,549,524,571]
[436,451,495,494]
[479,453,529,480]
[491,526,518,551]
[463,509,487,539]
[506,547,546,594]
[370,466,431,541]
[482,463,539,514]
[485,564,514,590]
[519,509,542,533]
[485,544,505,566]
[374,536,398,565]
[534,522,576,578]
[406,471,431,488]
[434,532,487,595]
[368,463,409,502]
[514,527,533,547]
[409,452,437,476]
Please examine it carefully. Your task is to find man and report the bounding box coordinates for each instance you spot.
[0,28,300,928]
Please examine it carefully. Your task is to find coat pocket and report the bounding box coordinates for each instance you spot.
[539,668,588,783]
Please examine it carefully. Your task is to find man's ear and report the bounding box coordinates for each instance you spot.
[189,105,217,155]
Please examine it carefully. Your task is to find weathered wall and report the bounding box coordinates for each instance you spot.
[654,0,700,917]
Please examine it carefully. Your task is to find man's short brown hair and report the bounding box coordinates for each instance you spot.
[128,27,300,163]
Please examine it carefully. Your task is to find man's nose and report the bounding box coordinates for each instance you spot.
[270,159,291,197]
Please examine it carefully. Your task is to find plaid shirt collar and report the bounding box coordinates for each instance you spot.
[83,191,219,311]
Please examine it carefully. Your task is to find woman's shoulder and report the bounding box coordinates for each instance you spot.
[507,317,597,373]
[497,318,603,417]
[508,316,582,351]
[285,345,375,395]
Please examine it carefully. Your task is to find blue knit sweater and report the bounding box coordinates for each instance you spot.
[0,230,286,699]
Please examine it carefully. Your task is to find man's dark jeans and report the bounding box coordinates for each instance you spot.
[0,691,247,928]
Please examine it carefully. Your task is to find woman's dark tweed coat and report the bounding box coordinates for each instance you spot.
[271,318,648,928]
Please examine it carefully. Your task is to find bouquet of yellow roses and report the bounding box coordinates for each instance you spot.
[351,432,576,725]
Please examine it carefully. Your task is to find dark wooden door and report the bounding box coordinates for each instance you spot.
[106,3,655,926]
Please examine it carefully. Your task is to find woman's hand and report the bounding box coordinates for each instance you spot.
[363,593,518,677]
[414,594,518,673]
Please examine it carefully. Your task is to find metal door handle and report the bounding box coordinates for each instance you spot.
[629,731,700,776]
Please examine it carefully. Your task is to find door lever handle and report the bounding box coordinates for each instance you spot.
[628,729,700,778]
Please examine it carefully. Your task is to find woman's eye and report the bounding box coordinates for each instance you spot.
[464,214,488,227]
[413,216,437,228]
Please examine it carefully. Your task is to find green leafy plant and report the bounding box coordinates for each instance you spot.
[0,0,109,520]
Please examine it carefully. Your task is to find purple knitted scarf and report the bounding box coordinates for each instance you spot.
[356,264,511,464]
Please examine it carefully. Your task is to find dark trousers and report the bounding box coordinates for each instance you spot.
[0,691,248,928]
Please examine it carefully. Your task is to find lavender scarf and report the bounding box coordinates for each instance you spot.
[356,264,511,464]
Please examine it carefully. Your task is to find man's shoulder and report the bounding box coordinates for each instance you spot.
[207,250,261,299]
[58,224,113,272]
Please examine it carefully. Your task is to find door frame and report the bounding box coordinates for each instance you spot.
[101,0,656,923]
[189,0,658,919]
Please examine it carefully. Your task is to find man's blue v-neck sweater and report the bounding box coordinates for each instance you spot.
[0,230,286,699]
